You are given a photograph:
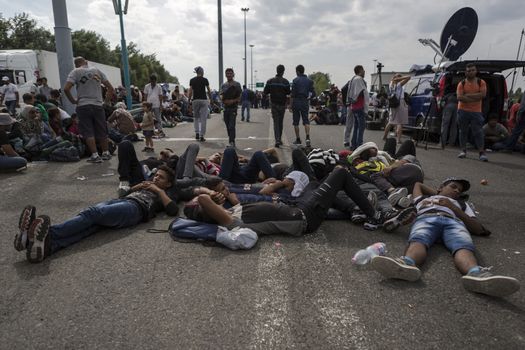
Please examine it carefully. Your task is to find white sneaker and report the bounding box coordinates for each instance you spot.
[388,187,408,206]
[118,182,130,197]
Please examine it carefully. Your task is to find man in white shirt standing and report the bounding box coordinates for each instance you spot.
[143,74,164,137]
[0,76,20,116]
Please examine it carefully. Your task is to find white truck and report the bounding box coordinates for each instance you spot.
[0,49,122,96]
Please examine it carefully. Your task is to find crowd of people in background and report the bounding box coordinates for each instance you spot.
[1,58,523,299]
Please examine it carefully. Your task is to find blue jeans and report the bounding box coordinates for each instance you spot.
[219,148,276,183]
[223,107,237,143]
[49,199,143,254]
[292,99,309,126]
[5,100,16,116]
[408,214,475,254]
[457,110,484,151]
[0,155,27,171]
[241,101,251,121]
[351,108,366,149]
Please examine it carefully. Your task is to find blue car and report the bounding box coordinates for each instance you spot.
[404,60,525,136]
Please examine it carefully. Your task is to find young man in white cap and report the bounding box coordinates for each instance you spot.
[188,66,212,142]
[0,76,20,116]
[371,178,520,297]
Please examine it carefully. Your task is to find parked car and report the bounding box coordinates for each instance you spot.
[404,60,525,135]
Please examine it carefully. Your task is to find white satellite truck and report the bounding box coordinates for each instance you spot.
[0,49,122,96]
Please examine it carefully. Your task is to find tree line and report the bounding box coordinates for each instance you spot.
[0,13,178,88]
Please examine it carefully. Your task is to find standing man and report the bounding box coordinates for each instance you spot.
[0,76,19,116]
[38,77,52,99]
[241,85,251,122]
[64,56,115,163]
[264,64,290,147]
[290,65,315,146]
[457,63,488,161]
[143,74,165,137]
[346,65,369,150]
[220,68,242,148]
[188,66,212,142]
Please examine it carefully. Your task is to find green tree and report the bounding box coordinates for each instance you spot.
[71,29,113,64]
[1,13,55,51]
[309,72,331,95]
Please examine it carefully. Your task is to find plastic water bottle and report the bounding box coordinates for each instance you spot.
[351,242,387,265]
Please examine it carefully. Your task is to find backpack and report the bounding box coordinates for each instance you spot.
[341,81,349,106]
[49,146,80,162]
[166,218,258,250]
[388,94,400,108]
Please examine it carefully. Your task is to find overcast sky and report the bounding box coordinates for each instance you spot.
[2,0,525,91]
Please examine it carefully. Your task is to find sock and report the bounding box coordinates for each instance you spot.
[401,256,416,266]
[467,266,481,275]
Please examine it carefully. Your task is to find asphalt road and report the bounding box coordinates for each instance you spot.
[1,107,524,350]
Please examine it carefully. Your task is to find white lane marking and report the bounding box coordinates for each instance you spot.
[249,116,294,349]
[304,229,370,349]
[163,137,270,141]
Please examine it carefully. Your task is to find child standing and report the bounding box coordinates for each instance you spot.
[141,102,155,152]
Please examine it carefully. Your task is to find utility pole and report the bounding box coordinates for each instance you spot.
[218,0,224,89]
[241,8,249,87]
[51,0,75,115]
[249,44,254,89]
[113,0,132,109]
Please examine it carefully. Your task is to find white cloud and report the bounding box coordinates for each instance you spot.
[2,0,525,91]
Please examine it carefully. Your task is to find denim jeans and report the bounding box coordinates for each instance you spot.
[192,99,209,136]
[351,108,366,149]
[0,155,27,171]
[495,109,525,151]
[5,100,16,116]
[271,103,286,142]
[223,107,237,143]
[241,101,251,121]
[219,148,276,183]
[408,214,475,254]
[457,110,484,151]
[440,102,458,146]
[49,199,143,254]
[344,107,354,144]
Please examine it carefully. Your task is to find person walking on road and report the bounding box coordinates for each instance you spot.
[346,65,370,150]
[241,85,251,122]
[63,56,115,163]
[220,68,242,148]
[264,64,291,148]
[456,63,488,161]
[290,65,315,147]
[143,74,165,137]
[188,66,212,142]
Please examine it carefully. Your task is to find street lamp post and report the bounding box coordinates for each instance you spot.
[249,44,254,90]
[241,7,249,87]
[112,0,132,109]
[218,0,224,89]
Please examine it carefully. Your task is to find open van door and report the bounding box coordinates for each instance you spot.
[446,60,525,73]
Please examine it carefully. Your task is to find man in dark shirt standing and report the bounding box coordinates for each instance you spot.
[290,65,315,147]
[188,66,212,142]
[220,68,242,148]
[264,64,290,148]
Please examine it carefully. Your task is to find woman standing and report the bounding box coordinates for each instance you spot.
[383,74,410,143]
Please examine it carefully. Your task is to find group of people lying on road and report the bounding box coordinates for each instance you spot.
[12,138,520,298]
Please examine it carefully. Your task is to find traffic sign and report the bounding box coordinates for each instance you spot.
[256,82,264,88]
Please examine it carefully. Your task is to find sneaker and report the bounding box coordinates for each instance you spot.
[462,267,520,297]
[274,142,280,148]
[343,142,350,148]
[382,207,417,233]
[228,142,236,148]
[87,155,103,163]
[26,215,51,263]
[479,154,488,162]
[305,138,311,147]
[367,191,378,211]
[458,151,467,159]
[388,187,408,206]
[118,181,131,198]
[363,211,383,230]
[397,196,412,208]
[200,136,206,142]
[14,205,36,251]
[195,133,200,140]
[101,152,112,161]
[293,138,302,145]
[350,210,367,224]
[371,256,422,281]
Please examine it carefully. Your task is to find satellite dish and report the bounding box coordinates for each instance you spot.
[440,7,478,61]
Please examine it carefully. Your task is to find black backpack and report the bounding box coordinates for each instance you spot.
[341,82,349,106]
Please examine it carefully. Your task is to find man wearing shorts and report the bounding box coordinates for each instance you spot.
[290,65,315,147]
[64,56,115,163]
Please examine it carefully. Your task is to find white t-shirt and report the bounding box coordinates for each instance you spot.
[415,195,475,219]
[390,82,404,99]
[1,83,19,102]
[144,83,162,108]
[59,108,71,121]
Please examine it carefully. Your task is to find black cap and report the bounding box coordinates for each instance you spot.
[441,177,470,192]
